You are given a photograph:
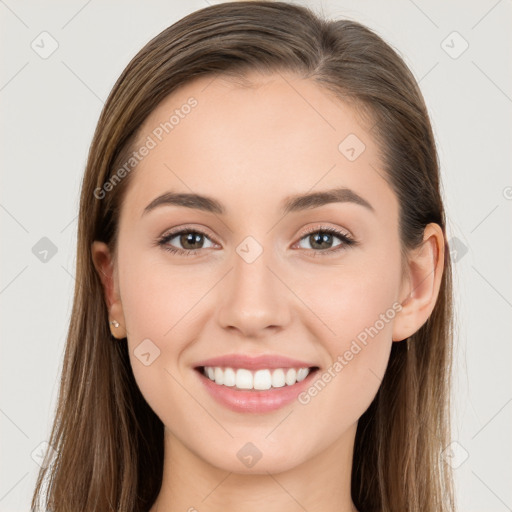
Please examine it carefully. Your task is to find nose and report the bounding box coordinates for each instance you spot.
[216,244,291,338]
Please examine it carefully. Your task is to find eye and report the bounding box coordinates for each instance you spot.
[295,226,357,255]
[156,225,358,257]
[157,228,216,256]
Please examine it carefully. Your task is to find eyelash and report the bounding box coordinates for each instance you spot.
[156,225,358,258]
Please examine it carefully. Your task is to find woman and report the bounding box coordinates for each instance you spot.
[31,2,455,511]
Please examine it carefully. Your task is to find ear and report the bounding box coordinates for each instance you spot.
[91,241,127,339]
[392,223,445,342]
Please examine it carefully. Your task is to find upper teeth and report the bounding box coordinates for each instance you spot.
[203,366,311,390]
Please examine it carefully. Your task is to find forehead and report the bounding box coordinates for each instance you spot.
[120,71,398,225]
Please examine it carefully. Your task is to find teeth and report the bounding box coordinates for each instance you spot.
[272,369,286,388]
[202,366,312,390]
[214,367,224,385]
[285,368,297,385]
[236,369,253,389]
[297,368,309,382]
[253,369,271,390]
[223,367,236,387]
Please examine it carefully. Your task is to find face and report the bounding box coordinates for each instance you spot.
[97,71,411,474]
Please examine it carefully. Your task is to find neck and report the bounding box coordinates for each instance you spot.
[150,424,359,512]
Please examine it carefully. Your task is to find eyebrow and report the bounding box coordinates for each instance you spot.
[142,187,375,217]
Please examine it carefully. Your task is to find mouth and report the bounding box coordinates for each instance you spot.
[195,365,320,391]
[193,364,320,413]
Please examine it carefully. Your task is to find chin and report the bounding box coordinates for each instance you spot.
[193,436,308,475]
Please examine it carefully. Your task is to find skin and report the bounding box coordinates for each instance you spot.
[92,70,444,512]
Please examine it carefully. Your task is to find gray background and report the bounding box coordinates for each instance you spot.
[1,1,511,510]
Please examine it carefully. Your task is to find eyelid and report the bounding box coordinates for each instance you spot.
[297,223,354,240]
[159,224,219,242]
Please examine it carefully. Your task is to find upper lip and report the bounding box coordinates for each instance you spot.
[194,354,319,370]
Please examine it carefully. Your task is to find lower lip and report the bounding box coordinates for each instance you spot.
[195,368,319,413]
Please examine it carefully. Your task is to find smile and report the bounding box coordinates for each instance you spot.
[200,366,313,391]
[194,365,319,413]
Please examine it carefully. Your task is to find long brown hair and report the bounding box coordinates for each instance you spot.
[31,2,455,511]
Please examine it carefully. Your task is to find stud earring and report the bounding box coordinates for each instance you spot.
[110,320,120,328]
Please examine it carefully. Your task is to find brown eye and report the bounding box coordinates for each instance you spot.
[296,227,356,254]
[305,232,337,250]
[178,232,206,250]
[158,229,215,255]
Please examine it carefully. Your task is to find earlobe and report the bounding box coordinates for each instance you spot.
[392,223,445,342]
[91,241,127,339]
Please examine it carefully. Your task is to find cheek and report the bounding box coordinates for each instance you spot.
[118,244,208,344]
[296,251,401,345]
[294,255,401,417]
[116,248,199,415]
